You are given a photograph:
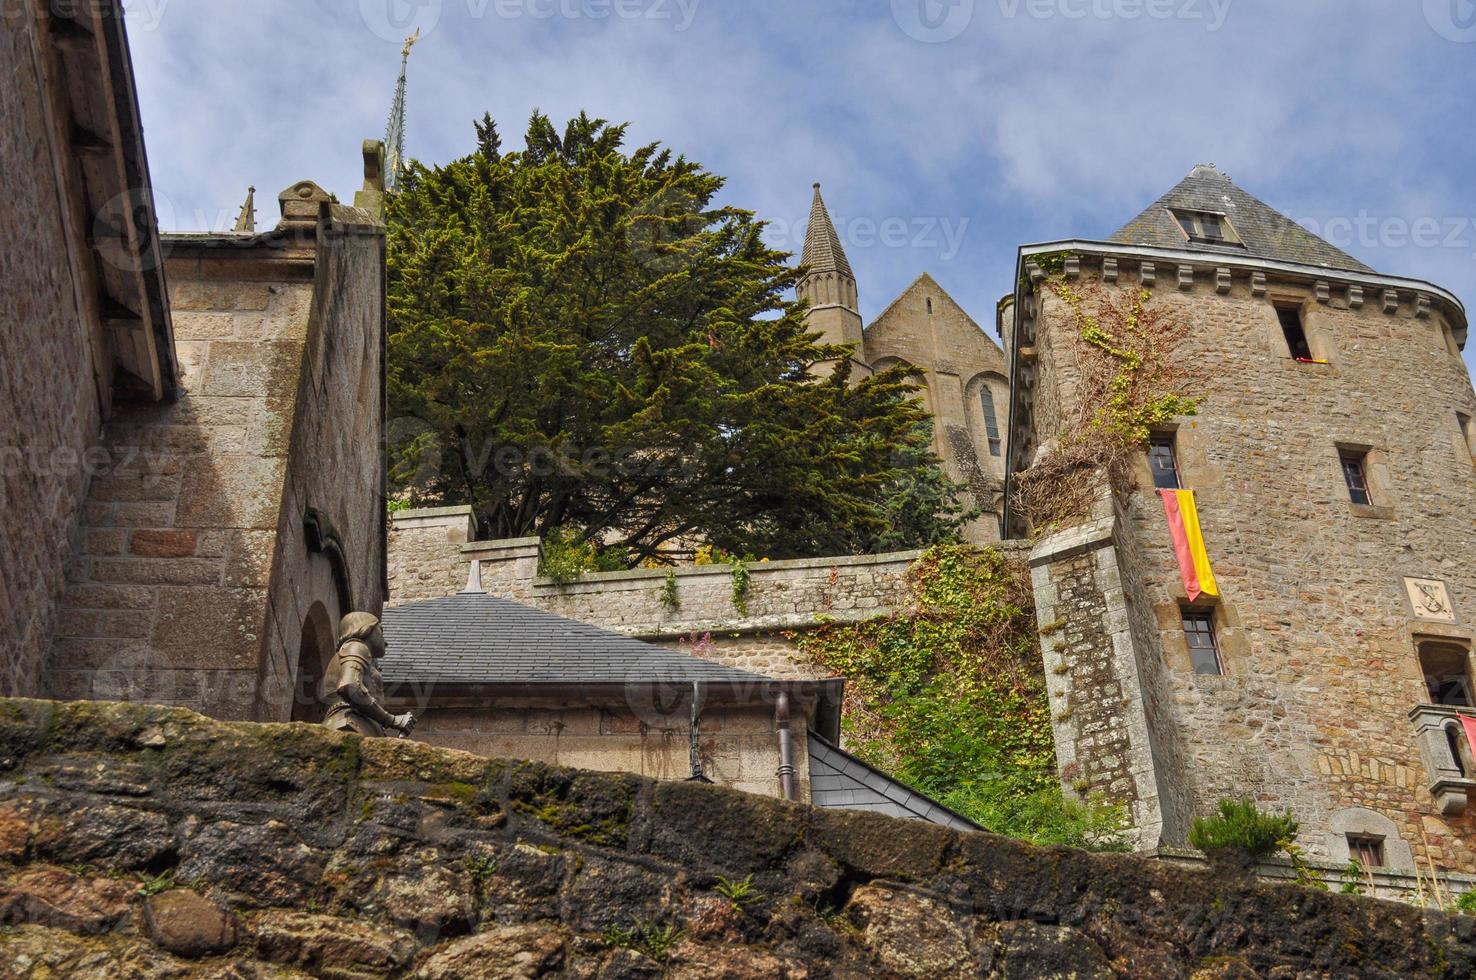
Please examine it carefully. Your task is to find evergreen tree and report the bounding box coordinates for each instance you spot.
[386,111,969,562]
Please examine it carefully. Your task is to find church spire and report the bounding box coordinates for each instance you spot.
[800,182,854,282]
[232,186,255,233]
[797,183,865,376]
[383,28,420,192]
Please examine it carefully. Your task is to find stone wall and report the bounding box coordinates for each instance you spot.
[1016,254,1476,871]
[0,12,106,697]
[47,198,386,723]
[388,507,932,679]
[405,702,809,802]
[864,273,1009,541]
[1,697,1472,978]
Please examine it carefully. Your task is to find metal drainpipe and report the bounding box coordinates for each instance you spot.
[775,691,796,801]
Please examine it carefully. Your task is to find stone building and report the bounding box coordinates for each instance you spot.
[798,185,1009,541]
[1007,164,1476,886]
[1,0,388,722]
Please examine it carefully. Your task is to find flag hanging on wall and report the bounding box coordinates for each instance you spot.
[1460,714,1476,761]
[1159,489,1219,602]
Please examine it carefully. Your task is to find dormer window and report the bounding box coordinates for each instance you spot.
[1171,209,1244,248]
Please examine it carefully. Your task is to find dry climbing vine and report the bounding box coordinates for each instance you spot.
[1014,274,1203,534]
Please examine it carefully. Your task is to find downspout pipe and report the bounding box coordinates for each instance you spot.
[775,692,796,801]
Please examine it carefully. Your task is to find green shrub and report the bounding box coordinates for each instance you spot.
[1456,889,1476,914]
[1188,798,1299,859]
[540,527,628,584]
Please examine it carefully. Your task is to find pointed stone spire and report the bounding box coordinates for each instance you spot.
[800,182,854,281]
[232,186,255,233]
[383,28,420,193]
[796,183,865,378]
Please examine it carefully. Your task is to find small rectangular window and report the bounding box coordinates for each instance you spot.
[1459,413,1475,462]
[1148,436,1180,490]
[1170,209,1243,247]
[1181,608,1222,675]
[1340,450,1371,505]
[1277,306,1313,361]
[1347,835,1385,869]
[979,387,1002,457]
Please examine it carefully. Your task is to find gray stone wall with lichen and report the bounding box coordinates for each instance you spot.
[0,696,1470,977]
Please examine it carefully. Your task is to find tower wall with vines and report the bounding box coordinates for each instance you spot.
[1013,253,1476,874]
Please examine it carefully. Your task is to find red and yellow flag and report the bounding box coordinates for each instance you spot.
[1159,489,1218,602]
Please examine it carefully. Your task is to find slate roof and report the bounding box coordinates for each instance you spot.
[801,183,854,280]
[380,592,773,687]
[807,734,981,832]
[1109,164,1375,274]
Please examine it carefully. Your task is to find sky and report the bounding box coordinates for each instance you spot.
[126,0,1476,372]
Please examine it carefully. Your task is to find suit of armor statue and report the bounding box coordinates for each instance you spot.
[322,612,416,737]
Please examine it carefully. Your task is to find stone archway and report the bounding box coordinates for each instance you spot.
[291,601,335,723]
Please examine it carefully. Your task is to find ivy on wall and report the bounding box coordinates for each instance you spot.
[794,545,1128,850]
[1014,270,1201,535]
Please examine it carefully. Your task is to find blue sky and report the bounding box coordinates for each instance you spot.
[127,0,1476,371]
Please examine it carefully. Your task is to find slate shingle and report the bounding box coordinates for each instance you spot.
[381,592,773,686]
[1109,164,1374,274]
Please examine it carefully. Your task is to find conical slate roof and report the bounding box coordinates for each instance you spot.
[1109,164,1374,274]
[801,183,854,280]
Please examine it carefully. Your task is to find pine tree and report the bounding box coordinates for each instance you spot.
[386,111,970,561]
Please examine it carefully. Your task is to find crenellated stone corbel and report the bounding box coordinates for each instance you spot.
[1314,280,1330,304]
[1383,289,1400,314]
[1250,272,1267,297]
[1140,262,1156,288]
[1416,294,1432,319]
[1177,265,1194,291]
[1347,285,1364,309]
[1215,268,1232,295]
[1063,255,1081,279]
[1102,257,1118,283]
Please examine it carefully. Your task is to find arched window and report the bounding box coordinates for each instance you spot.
[1446,723,1471,778]
[979,386,1002,457]
[292,602,335,724]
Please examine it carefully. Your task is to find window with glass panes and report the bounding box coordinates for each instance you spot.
[1181,608,1221,675]
[1149,436,1180,489]
[979,387,1002,457]
[1340,450,1371,505]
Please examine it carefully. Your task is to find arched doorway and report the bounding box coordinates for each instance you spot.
[292,602,335,723]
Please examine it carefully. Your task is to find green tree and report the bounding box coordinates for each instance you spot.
[386,111,968,561]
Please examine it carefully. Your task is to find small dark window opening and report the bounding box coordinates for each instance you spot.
[1347,835,1385,869]
[926,297,933,314]
[1277,306,1313,360]
[1420,643,1472,707]
[1182,608,1222,675]
[1459,413,1475,461]
[1446,725,1469,778]
[1149,436,1181,489]
[979,387,1002,457]
[1339,450,1371,505]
